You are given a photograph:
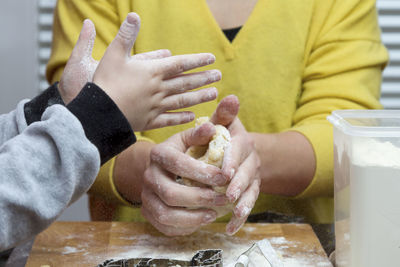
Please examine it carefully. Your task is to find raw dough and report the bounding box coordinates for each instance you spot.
[180,117,234,217]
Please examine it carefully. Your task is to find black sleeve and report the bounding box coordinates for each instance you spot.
[66,83,136,165]
[24,82,64,125]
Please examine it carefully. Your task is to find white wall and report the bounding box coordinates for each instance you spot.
[0,0,38,114]
[0,0,90,221]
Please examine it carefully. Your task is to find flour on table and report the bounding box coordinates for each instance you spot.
[103,230,332,267]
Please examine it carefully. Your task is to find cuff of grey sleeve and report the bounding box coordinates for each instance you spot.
[24,82,64,125]
[66,82,136,165]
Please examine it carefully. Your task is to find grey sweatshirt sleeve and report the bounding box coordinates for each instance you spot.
[0,83,136,252]
[0,104,100,252]
[0,102,30,147]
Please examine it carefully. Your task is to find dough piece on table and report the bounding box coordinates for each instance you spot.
[181,117,234,217]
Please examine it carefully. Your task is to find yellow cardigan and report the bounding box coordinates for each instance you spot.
[47,0,388,223]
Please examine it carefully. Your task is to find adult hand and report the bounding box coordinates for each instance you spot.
[210,96,261,235]
[141,122,230,236]
[142,95,260,236]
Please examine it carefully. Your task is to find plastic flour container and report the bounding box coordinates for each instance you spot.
[328,110,400,267]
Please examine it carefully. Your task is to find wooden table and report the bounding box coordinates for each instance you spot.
[26,222,333,267]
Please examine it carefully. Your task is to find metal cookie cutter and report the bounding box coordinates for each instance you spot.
[97,249,222,267]
[232,239,283,267]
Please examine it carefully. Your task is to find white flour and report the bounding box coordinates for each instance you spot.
[61,246,85,255]
[103,231,332,266]
[54,229,332,266]
[351,138,400,168]
[107,230,255,263]
[336,138,400,267]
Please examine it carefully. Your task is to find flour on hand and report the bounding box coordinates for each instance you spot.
[179,117,233,217]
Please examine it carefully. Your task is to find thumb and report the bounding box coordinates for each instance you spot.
[69,19,96,63]
[182,122,216,148]
[210,95,240,126]
[109,12,141,58]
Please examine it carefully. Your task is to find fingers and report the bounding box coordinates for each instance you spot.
[141,205,200,236]
[161,70,221,95]
[225,151,260,202]
[180,122,216,147]
[144,166,229,207]
[161,87,218,111]
[141,188,217,227]
[108,12,141,58]
[144,112,195,130]
[155,53,216,78]
[150,143,227,186]
[210,95,240,126]
[221,123,255,185]
[133,49,172,60]
[226,178,260,235]
[69,19,96,63]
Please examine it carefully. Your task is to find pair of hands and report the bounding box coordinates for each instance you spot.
[59,13,221,131]
[60,12,261,236]
[142,95,261,236]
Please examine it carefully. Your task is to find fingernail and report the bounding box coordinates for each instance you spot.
[126,13,140,25]
[230,168,235,180]
[207,88,218,99]
[213,194,229,206]
[226,222,239,236]
[226,222,244,236]
[228,188,240,203]
[226,223,235,235]
[184,113,195,122]
[203,213,217,224]
[211,70,221,81]
[214,174,227,185]
[206,54,216,64]
[236,205,251,218]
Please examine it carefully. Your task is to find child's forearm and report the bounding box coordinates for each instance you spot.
[0,104,99,252]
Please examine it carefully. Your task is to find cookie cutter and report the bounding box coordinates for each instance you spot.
[97,249,222,267]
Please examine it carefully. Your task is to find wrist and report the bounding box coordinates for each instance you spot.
[113,141,154,204]
[250,131,315,197]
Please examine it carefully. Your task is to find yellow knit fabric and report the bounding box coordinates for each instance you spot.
[47,0,388,223]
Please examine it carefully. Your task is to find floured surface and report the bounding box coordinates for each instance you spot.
[26,222,333,267]
[107,230,254,263]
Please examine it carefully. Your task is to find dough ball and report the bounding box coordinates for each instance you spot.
[180,117,234,217]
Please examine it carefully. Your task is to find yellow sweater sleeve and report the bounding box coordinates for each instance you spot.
[48,0,155,206]
[292,0,388,199]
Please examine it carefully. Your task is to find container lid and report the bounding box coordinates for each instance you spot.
[327,110,400,137]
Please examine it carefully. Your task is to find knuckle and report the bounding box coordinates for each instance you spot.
[198,192,213,205]
[143,169,153,185]
[162,189,178,206]
[255,155,261,170]
[253,179,261,193]
[155,209,167,223]
[177,78,186,92]
[174,60,185,73]
[177,95,187,109]
[150,145,163,162]
[247,135,256,148]
[117,27,132,44]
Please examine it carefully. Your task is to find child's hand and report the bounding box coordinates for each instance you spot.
[58,19,98,105]
[93,13,221,131]
[59,19,175,105]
